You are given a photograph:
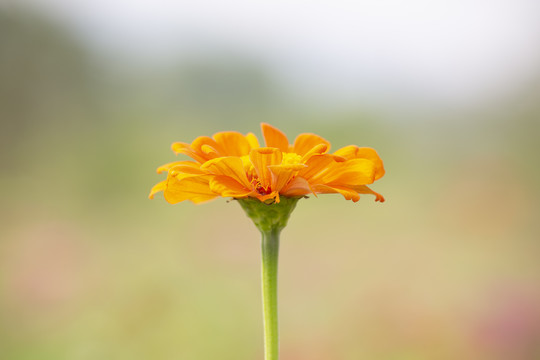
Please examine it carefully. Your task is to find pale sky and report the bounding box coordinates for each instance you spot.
[16,0,540,108]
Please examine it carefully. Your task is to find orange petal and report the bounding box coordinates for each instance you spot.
[261,123,289,152]
[312,184,361,202]
[148,180,167,199]
[200,145,220,159]
[164,174,218,204]
[171,142,206,163]
[246,132,260,149]
[209,175,253,197]
[350,184,385,202]
[334,146,385,180]
[213,131,251,156]
[268,164,306,193]
[191,136,224,159]
[249,147,283,188]
[320,158,376,185]
[281,176,313,197]
[200,157,251,188]
[301,143,328,163]
[157,161,201,174]
[298,154,345,182]
[293,133,331,156]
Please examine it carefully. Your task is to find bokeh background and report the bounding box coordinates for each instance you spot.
[1,1,540,359]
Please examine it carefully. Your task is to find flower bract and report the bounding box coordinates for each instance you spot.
[149,123,385,204]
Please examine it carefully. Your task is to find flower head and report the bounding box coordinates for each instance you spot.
[149,123,385,204]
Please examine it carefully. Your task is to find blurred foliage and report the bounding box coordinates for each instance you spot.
[1,6,540,360]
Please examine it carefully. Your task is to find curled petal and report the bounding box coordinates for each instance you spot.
[191,136,224,160]
[148,180,167,199]
[301,143,328,163]
[334,146,385,180]
[200,157,251,188]
[157,161,201,174]
[171,142,206,163]
[200,145,220,159]
[293,133,330,156]
[261,123,289,152]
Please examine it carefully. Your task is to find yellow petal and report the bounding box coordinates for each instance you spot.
[209,175,253,197]
[200,157,251,188]
[334,146,385,180]
[261,123,289,152]
[148,180,167,199]
[213,131,251,156]
[246,132,260,149]
[293,133,331,156]
[268,164,306,193]
[157,161,201,174]
[164,174,218,204]
[249,147,283,188]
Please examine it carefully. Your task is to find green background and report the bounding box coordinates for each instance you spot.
[1,6,540,360]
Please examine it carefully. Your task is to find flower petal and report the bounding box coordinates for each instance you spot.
[261,123,289,152]
[350,184,385,202]
[298,154,345,182]
[301,143,329,163]
[246,132,260,149]
[200,157,251,188]
[320,158,376,185]
[171,142,206,163]
[249,147,283,188]
[209,175,253,197]
[191,136,224,159]
[293,133,331,156]
[334,146,385,180]
[148,180,167,199]
[280,176,313,197]
[157,161,201,174]
[164,174,218,204]
[213,131,251,156]
[312,184,361,202]
[268,164,306,193]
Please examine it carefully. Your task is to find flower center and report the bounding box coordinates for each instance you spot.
[282,152,302,165]
[255,182,272,195]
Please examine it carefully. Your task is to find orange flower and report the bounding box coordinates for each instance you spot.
[149,123,385,204]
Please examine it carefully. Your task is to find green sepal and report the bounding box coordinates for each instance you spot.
[236,196,301,234]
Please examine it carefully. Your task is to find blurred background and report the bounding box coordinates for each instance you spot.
[1,0,540,359]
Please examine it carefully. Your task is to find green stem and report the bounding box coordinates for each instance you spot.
[236,196,300,360]
[261,228,280,360]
